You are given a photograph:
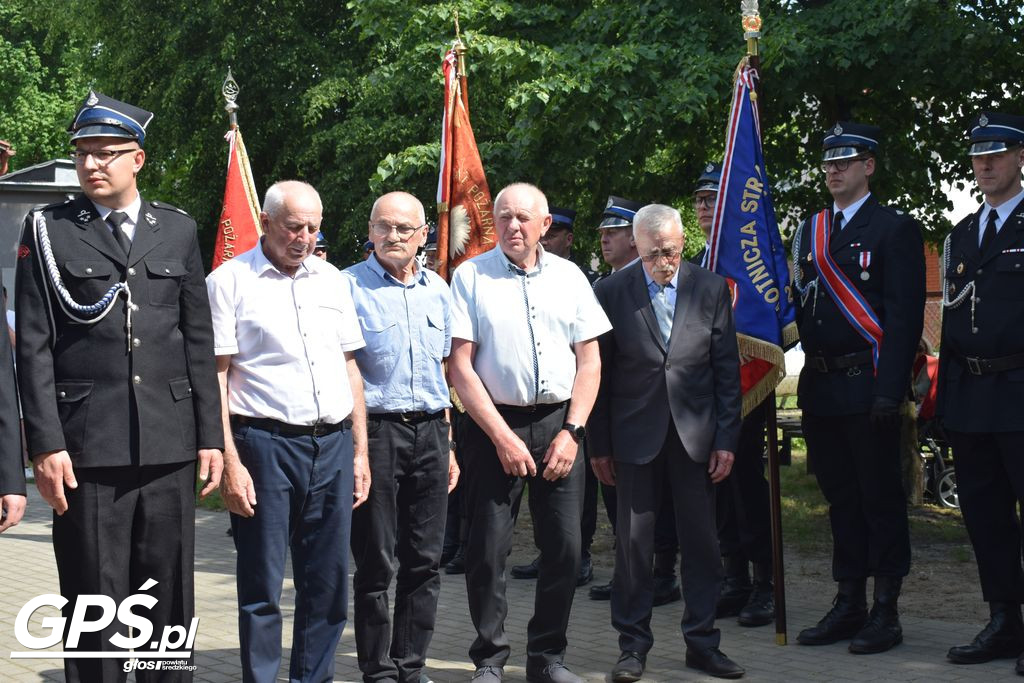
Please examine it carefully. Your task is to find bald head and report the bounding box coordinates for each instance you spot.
[493,182,552,269]
[370,191,426,225]
[368,190,428,280]
[263,180,322,219]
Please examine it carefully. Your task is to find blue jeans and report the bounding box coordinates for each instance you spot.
[230,422,354,683]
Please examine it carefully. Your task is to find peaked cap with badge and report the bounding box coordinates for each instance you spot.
[598,195,643,230]
[68,90,154,145]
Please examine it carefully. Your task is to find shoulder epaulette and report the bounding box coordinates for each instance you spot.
[149,200,191,217]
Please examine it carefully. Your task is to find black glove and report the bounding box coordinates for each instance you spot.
[869,396,902,430]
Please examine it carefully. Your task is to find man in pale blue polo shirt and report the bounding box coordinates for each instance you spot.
[343,191,459,683]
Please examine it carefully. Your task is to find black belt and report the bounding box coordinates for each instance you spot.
[952,350,1024,376]
[806,350,873,373]
[231,415,351,437]
[372,410,444,424]
[494,401,568,414]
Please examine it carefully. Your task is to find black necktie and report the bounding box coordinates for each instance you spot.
[108,211,132,255]
[831,210,844,239]
[980,209,998,254]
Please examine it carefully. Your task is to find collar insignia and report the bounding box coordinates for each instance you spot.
[77,209,92,222]
[144,212,157,226]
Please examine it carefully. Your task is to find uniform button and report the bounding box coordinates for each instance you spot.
[164,268,171,274]
[130,304,140,311]
[133,375,142,384]
[132,338,141,348]
[974,296,981,303]
[665,361,672,370]
[187,387,192,394]
[127,267,136,276]
[816,320,822,325]
[85,267,93,274]
[59,391,66,398]
[977,268,983,275]
[972,327,979,334]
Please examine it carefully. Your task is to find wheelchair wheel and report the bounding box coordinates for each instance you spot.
[937,470,959,509]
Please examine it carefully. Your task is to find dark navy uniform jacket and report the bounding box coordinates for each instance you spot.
[937,196,1024,433]
[15,194,224,468]
[794,195,925,416]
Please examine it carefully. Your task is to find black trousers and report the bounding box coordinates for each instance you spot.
[611,426,721,654]
[802,412,910,580]
[716,400,772,565]
[351,414,449,683]
[53,461,196,683]
[947,429,1024,603]
[462,403,582,673]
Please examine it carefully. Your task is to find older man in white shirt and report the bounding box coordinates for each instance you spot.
[449,182,611,683]
[206,180,370,683]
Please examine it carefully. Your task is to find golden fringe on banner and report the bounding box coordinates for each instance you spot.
[738,320,799,417]
[234,130,263,235]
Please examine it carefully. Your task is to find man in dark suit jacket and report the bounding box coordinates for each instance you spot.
[938,111,1024,675]
[792,122,924,655]
[590,203,744,681]
[15,92,223,682]
[0,273,25,534]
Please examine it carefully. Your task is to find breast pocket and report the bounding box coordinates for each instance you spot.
[63,261,115,302]
[425,312,446,359]
[992,254,1024,299]
[145,260,187,307]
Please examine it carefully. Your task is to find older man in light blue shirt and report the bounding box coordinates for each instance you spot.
[343,191,459,683]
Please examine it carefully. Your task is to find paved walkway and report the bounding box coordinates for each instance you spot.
[1,487,1018,682]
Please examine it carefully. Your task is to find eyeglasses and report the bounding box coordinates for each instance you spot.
[369,223,426,240]
[693,196,717,209]
[640,249,682,263]
[69,148,137,165]
[820,157,867,173]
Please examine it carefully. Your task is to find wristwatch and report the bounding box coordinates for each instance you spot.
[562,423,586,443]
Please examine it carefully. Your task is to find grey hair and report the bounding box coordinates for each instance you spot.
[369,191,426,224]
[493,182,549,215]
[263,180,322,218]
[633,204,683,239]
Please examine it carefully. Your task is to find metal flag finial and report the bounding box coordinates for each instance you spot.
[222,67,240,128]
[741,0,762,56]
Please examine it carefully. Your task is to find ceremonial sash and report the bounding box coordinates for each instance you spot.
[810,209,884,372]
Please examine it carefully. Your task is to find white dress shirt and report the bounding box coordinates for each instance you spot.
[92,194,142,241]
[979,188,1024,247]
[833,191,871,231]
[206,244,365,425]
[450,246,611,406]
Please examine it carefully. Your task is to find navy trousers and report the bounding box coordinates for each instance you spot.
[230,422,354,683]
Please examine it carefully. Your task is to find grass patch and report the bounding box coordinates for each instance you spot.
[195,486,225,512]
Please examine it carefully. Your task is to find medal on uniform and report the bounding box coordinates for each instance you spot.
[859,251,871,281]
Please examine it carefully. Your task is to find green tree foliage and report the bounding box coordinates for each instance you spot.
[17,0,1022,266]
[0,0,88,167]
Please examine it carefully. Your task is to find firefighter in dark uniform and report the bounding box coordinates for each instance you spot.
[15,92,223,682]
[792,122,924,654]
[690,162,775,627]
[939,111,1024,675]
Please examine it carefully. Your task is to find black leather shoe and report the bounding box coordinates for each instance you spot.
[685,647,745,679]
[1016,650,1024,675]
[444,549,465,575]
[611,651,645,683]
[738,585,774,627]
[511,555,540,579]
[797,579,868,645]
[849,577,903,654]
[525,662,583,683]
[653,574,681,606]
[577,554,593,587]
[948,602,1024,664]
[589,580,612,601]
[717,555,752,618]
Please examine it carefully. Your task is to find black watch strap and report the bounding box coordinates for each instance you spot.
[562,423,585,443]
